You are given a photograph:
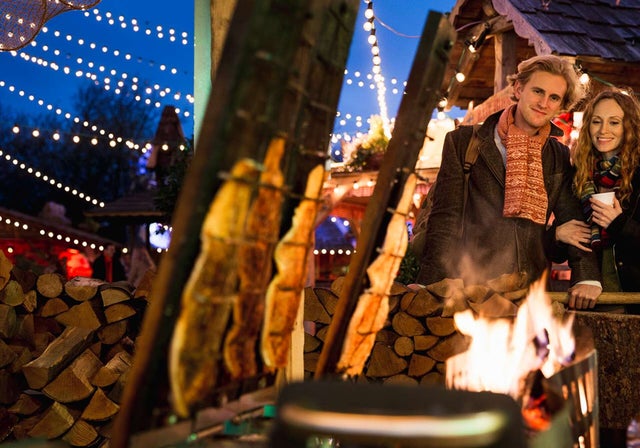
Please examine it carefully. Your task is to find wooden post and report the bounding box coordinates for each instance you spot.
[111,1,358,446]
[315,11,456,378]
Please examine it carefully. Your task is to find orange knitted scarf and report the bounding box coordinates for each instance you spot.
[497,105,550,225]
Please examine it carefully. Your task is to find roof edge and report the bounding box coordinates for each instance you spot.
[491,0,553,55]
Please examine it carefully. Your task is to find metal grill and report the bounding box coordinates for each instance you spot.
[544,349,599,448]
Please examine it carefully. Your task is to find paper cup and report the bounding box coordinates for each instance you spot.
[591,192,615,206]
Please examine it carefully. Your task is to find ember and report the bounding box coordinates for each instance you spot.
[522,395,551,432]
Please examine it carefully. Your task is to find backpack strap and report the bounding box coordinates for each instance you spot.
[463,124,481,177]
[459,124,481,238]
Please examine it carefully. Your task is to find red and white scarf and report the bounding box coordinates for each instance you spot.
[497,105,549,225]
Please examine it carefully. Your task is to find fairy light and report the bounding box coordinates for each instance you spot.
[0,148,106,207]
[11,49,193,117]
[363,1,391,137]
[0,81,189,152]
[34,26,191,77]
[579,72,590,85]
[87,8,191,46]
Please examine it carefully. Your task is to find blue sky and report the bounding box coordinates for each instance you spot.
[0,1,458,143]
[336,0,458,138]
[0,0,196,135]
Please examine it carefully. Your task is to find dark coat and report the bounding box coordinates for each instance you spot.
[609,167,640,291]
[416,110,601,287]
[92,252,126,282]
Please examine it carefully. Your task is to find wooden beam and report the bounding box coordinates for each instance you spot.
[314,11,456,378]
[493,30,517,94]
[549,292,640,305]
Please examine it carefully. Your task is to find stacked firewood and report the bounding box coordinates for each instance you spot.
[303,273,535,384]
[0,251,153,446]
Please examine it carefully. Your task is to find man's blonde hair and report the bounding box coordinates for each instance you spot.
[508,54,586,111]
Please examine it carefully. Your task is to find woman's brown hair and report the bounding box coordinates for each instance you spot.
[573,88,640,205]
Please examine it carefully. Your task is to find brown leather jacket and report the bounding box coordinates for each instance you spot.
[416,110,601,288]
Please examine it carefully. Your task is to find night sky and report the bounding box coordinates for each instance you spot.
[0,1,459,143]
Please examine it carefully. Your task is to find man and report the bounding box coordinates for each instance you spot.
[92,244,127,283]
[416,55,601,309]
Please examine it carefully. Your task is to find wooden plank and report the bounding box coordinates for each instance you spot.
[111,0,358,445]
[315,11,456,378]
[549,292,640,305]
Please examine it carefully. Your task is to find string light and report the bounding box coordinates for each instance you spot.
[0,81,187,152]
[342,69,405,97]
[8,49,193,118]
[0,148,106,207]
[0,0,100,51]
[363,1,391,138]
[33,26,191,78]
[0,212,105,252]
[464,22,490,54]
[441,23,619,111]
[11,122,188,155]
[86,8,191,46]
[334,110,365,129]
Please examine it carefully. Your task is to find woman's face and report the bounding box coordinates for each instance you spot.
[589,98,624,159]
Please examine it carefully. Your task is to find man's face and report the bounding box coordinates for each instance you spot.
[513,71,568,135]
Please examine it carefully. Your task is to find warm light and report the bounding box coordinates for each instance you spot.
[579,72,590,84]
[573,111,584,129]
[446,276,575,399]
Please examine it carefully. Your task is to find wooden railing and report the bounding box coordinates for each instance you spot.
[549,292,640,305]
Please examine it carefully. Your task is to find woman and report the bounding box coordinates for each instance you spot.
[557,89,640,291]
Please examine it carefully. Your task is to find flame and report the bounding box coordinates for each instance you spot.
[446,275,575,401]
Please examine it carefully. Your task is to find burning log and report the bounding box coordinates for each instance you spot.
[444,274,597,447]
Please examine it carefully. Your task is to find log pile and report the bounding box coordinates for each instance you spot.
[304,273,539,384]
[0,251,153,446]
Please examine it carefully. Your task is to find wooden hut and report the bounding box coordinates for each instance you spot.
[441,0,640,123]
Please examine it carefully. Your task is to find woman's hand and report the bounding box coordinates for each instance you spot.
[555,219,592,252]
[590,196,623,229]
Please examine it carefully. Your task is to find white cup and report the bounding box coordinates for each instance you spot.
[591,191,615,206]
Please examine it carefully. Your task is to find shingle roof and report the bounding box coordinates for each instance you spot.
[443,0,640,109]
[504,0,640,61]
[84,189,166,224]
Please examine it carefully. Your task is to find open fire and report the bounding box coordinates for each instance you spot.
[446,274,598,446]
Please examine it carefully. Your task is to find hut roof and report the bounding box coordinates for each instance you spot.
[443,0,640,110]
